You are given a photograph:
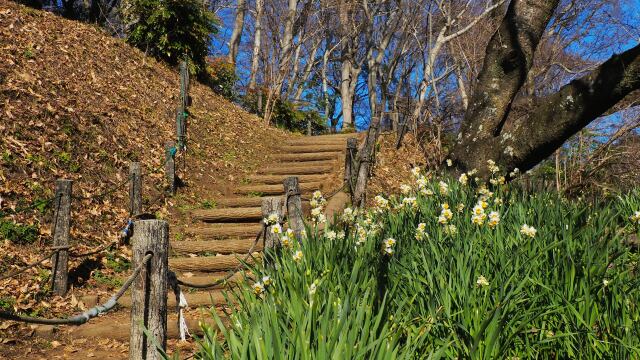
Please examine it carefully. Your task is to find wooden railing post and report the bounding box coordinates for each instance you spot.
[283,177,304,241]
[261,197,283,250]
[344,138,358,195]
[165,141,176,195]
[130,220,168,360]
[51,179,72,296]
[129,162,142,217]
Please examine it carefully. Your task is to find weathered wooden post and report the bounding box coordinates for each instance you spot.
[165,141,176,195]
[261,197,283,250]
[129,162,142,217]
[176,108,186,150]
[51,179,72,296]
[283,177,304,241]
[344,138,358,194]
[130,220,168,360]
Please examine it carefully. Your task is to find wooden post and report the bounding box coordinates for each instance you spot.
[129,162,142,217]
[344,138,358,194]
[261,197,282,250]
[176,108,186,150]
[130,220,168,360]
[51,179,72,296]
[165,141,176,195]
[283,177,304,241]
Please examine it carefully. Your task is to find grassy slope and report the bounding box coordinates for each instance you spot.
[0,0,291,318]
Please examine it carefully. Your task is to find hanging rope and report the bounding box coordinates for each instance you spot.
[0,253,152,325]
[176,224,266,289]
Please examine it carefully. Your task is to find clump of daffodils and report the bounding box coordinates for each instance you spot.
[509,168,520,178]
[310,191,327,224]
[487,159,500,174]
[281,234,293,248]
[520,224,537,238]
[630,211,640,224]
[399,197,417,211]
[488,211,500,228]
[476,275,490,287]
[438,181,449,195]
[438,203,453,224]
[400,184,412,194]
[355,223,367,245]
[341,207,356,223]
[263,213,279,226]
[471,201,487,225]
[456,203,465,213]
[415,223,427,240]
[374,195,390,213]
[383,238,396,256]
[325,230,336,241]
[458,173,468,185]
[444,224,457,235]
[310,190,327,209]
[311,206,326,224]
[411,166,421,178]
[292,250,304,262]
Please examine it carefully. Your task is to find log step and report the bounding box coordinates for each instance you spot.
[273,152,341,162]
[68,314,224,340]
[214,196,310,208]
[177,272,245,289]
[169,253,261,272]
[171,239,262,255]
[279,144,347,153]
[246,174,327,185]
[191,207,262,222]
[184,223,263,238]
[118,290,228,308]
[258,164,334,175]
[234,182,322,195]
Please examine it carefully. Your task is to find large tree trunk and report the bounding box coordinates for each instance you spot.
[228,0,247,65]
[450,0,640,178]
[340,56,359,130]
[248,0,263,90]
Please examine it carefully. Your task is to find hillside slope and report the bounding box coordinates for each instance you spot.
[0,0,291,327]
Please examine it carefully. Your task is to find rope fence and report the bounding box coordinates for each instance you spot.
[0,253,152,325]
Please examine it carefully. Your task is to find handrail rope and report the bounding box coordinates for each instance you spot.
[176,224,266,289]
[69,241,118,258]
[71,177,131,201]
[0,249,59,282]
[0,253,152,325]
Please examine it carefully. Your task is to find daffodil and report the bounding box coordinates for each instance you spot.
[476,275,489,287]
[292,250,303,262]
[252,282,265,295]
[458,173,468,185]
[520,224,537,238]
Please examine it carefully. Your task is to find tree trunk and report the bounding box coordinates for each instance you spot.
[340,57,358,129]
[248,0,263,90]
[228,0,247,66]
[450,0,640,178]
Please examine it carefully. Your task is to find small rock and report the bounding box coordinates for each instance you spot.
[34,325,56,338]
[81,295,99,308]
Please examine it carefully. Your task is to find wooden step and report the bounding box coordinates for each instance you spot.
[118,290,228,308]
[191,207,262,222]
[279,144,346,153]
[274,152,341,162]
[259,164,334,175]
[215,196,310,208]
[184,223,263,238]
[234,181,322,195]
[169,253,261,272]
[177,272,245,289]
[246,174,327,185]
[68,313,224,340]
[286,138,350,146]
[171,239,262,255]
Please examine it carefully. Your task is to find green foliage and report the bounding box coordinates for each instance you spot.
[205,57,238,99]
[197,170,640,358]
[0,297,14,311]
[201,200,217,209]
[0,219,39,244]
[91,270,124,288]
[104,252,131,273]
[124,0,217,71]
